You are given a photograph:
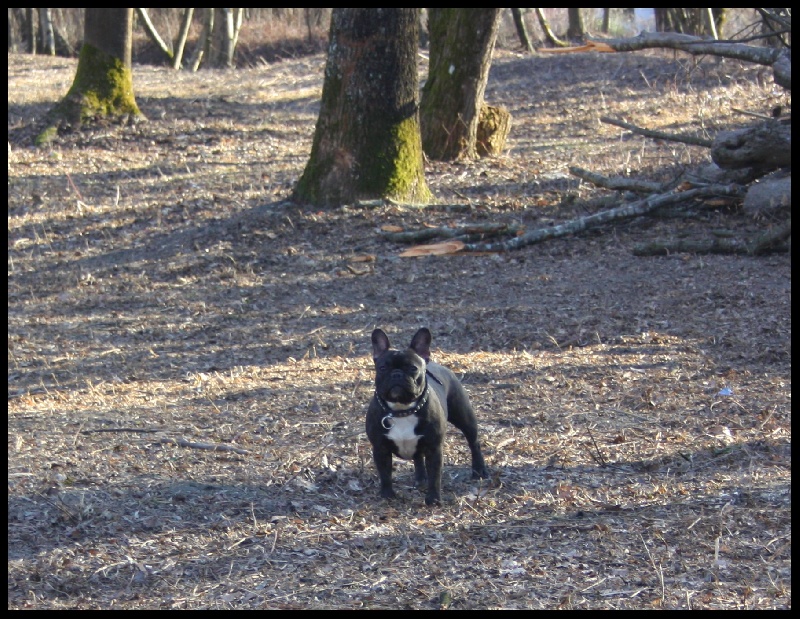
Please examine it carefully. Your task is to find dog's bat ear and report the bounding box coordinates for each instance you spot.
[409,328,432,361]
[371,329,390,360]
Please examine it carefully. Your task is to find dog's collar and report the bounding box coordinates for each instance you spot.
[375,369,444,428]
[377,381,428,421]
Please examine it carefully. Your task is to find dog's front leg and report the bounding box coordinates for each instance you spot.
[372,446,396,499]
[424,446,443,505]
[413,452,427,487]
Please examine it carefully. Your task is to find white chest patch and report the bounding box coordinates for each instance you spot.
[386,414,421,459]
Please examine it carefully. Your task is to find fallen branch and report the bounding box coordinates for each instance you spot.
[600,116,713,148]
[587,31,785,68]
[381,222,522,244]
[159,437,250,455]
[632,219,790,256]
[462,184,745,252]
[579,32,790,90]
[569,166,665,194]
[80,427,164,434]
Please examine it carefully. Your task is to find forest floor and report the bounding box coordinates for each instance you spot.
[8,48,791,609]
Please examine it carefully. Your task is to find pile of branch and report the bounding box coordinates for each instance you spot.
[383,114,789,256]
[382,29,790,257]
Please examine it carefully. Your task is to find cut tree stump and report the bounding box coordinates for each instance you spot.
[476,104,511,157]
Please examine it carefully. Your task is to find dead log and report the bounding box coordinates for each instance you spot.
[633,237,748,256]
[462,184,745,252]
[743,174,791,218]
[711,120,791,171]
[749,219,791,254]
[632,220,790,256]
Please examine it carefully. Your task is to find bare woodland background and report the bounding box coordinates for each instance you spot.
[8,8,791,610]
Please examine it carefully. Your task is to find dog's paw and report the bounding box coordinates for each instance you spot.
[471,466,489,480]
[379,487,397,500]
[424,493,441,506]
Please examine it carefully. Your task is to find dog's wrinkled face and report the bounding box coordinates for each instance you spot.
[372,329,427,406]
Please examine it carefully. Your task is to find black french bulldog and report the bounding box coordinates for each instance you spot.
[365,328,488,505]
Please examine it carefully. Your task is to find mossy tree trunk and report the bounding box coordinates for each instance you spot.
[294,8,431,207]
[37,8,143,145]
[419,8,501,161]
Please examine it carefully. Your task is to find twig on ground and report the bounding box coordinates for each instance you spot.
[569,166,665,194]
[80,427,164,434]
[601,116,713,148]
[159,437,250,455]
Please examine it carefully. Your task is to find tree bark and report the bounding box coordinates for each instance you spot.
[293,8,431,207]
[36,8,143,144]
[420,8,501,161]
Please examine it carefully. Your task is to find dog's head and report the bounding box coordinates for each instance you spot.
[371,328,432,406]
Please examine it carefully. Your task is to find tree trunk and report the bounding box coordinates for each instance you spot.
[420,8,501,161]
[293,8,431,207]
[38,8,55,55]
[172,8,195,70]
[188,8,213,71]
[36,8,143,144]
[654,8,725,37]
[510,8,534,53]
[210,8,235,68]
[534,8,568,48]
[135,8,173,63]
[566,8,585,41]
[601,9,611,34]
[26,8,36,54]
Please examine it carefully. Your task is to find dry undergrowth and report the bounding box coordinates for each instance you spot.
[8,49,791,609]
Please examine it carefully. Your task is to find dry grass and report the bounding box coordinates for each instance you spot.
[8,48,791,609]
